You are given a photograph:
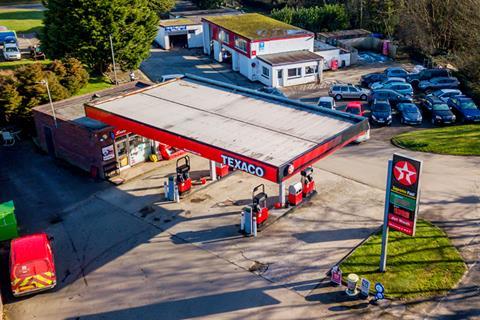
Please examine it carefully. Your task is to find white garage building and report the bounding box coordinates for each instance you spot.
[202,13,324,88]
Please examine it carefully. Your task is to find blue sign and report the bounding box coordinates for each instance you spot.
[259,42,265,51]
[165,25,187,33]
[374,282,385,300]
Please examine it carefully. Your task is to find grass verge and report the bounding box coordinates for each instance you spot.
[340,220,466,300]
[0,8,44,34]
[0,59,50,70]
[76,76,113,96]
[392,125,480,156]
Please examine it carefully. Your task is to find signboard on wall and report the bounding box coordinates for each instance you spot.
[102,145,115,161]
[387,153,422,236]
[259,42,265,52]
[165,25,187,33]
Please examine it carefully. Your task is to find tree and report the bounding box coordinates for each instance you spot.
[148,0,176,17]
[62,58,90,94]
[0,75,22,124]
[42,0,159,73]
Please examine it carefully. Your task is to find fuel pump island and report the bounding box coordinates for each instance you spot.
[85,74,369,236]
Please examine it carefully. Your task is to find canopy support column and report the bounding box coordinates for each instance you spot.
[209,160,217,181]
[279,181,286,207]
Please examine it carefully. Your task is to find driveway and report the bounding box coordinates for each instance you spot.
[140,48,262,90]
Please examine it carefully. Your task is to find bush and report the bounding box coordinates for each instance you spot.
[0,58,89,127]
[271,4,349,33]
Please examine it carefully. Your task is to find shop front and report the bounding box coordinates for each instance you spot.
[112,129,153,170]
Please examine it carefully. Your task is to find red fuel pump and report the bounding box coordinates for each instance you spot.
[301,167,315,197]
[176,156,192,194]
[252,184,269,225]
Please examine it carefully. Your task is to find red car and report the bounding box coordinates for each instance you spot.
[345,101,366,117]
[10,233,56,297]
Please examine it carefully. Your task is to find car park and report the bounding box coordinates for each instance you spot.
[257,87,286,98]
[345,101,365,116]
[369,77,406,89]
[397,103,422,125]
[370,99,392,126]
[317,96,336,109]
[428,89,462,102]
[406,68,451,87]
[447,96,480,123]
[328,84,370,101]
[373,82,413,96]
[360,73,387,87]
[384,67,408,78]
[418,77,459,92]
[422,96,456,125]
[368,89,413,107]
[3,43,21,60]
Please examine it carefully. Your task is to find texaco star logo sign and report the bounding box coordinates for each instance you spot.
[393,161,417,186]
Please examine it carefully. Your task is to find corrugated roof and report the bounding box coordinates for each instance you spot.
[257,50,322,66]
[203,13,312,40]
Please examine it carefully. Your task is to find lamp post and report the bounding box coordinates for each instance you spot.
[109,34,118,85]
[38,79,57,127]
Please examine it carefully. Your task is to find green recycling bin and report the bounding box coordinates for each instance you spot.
[0,201,19,241]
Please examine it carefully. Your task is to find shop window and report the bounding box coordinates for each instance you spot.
[218,29,229,43]
[287,67,302,79]
[277,69,283,79]
[262,66,270,79]
[234,36,247,52]
[305,65,318,75]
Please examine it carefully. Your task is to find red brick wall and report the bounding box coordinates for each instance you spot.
[33,110,115,178]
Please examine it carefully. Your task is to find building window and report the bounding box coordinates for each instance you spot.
[277,69,283,79]
[234,36,247,52]
[218,29,229,43]
[287,67,302,79]
[305,65,318,75]
[262,66,270,79]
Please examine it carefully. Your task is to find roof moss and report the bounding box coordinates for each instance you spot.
[203,13,311,40]
[160,18,196,27]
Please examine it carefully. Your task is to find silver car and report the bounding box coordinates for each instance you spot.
[328,84,370,101]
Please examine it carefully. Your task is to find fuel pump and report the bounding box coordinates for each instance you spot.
[301,166,315,197]
[252,184,269,225]
[176,155,192,194]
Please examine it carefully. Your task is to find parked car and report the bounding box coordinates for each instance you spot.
[328,84,370,101]
[406,68,451,87]
[257,86,286,98]
[370,99,392,126]
[317,96,336,109]
[0,29,16,45]
[373,82,413,96]
[428,89,462,102]
[418,77,459,92]
[159,74,184,82]
[4,35,17,44]
[360,73,387,87]
[447,96,480,123]
[369,77,406,90]
[368,89,413,107]
[10,233,57,297]
[397,103,422,125]
[422,96,456,125]
[344,101,365,117]
[384,67,408,78]
[3,43,21,61]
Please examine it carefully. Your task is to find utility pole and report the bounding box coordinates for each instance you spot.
[109,34,118,85]
[39,79,57,127]
[379,160,393,272]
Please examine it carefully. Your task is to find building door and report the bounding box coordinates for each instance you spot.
[277,69,284,87]
[43,127,55,157]
[115,136,129,168]
[169,34,188,49]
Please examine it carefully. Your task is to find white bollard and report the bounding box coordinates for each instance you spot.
[174,186,180,203]
[252,216,257,237]
[240,211,245,231]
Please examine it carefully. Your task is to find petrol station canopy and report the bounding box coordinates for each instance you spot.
[85,75,368,183]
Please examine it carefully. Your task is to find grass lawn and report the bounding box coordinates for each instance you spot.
[0,7,44,34]
[340,220,466,299]
[0,58,50,70]
[76,76,113,96]
[392,125,480,156]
